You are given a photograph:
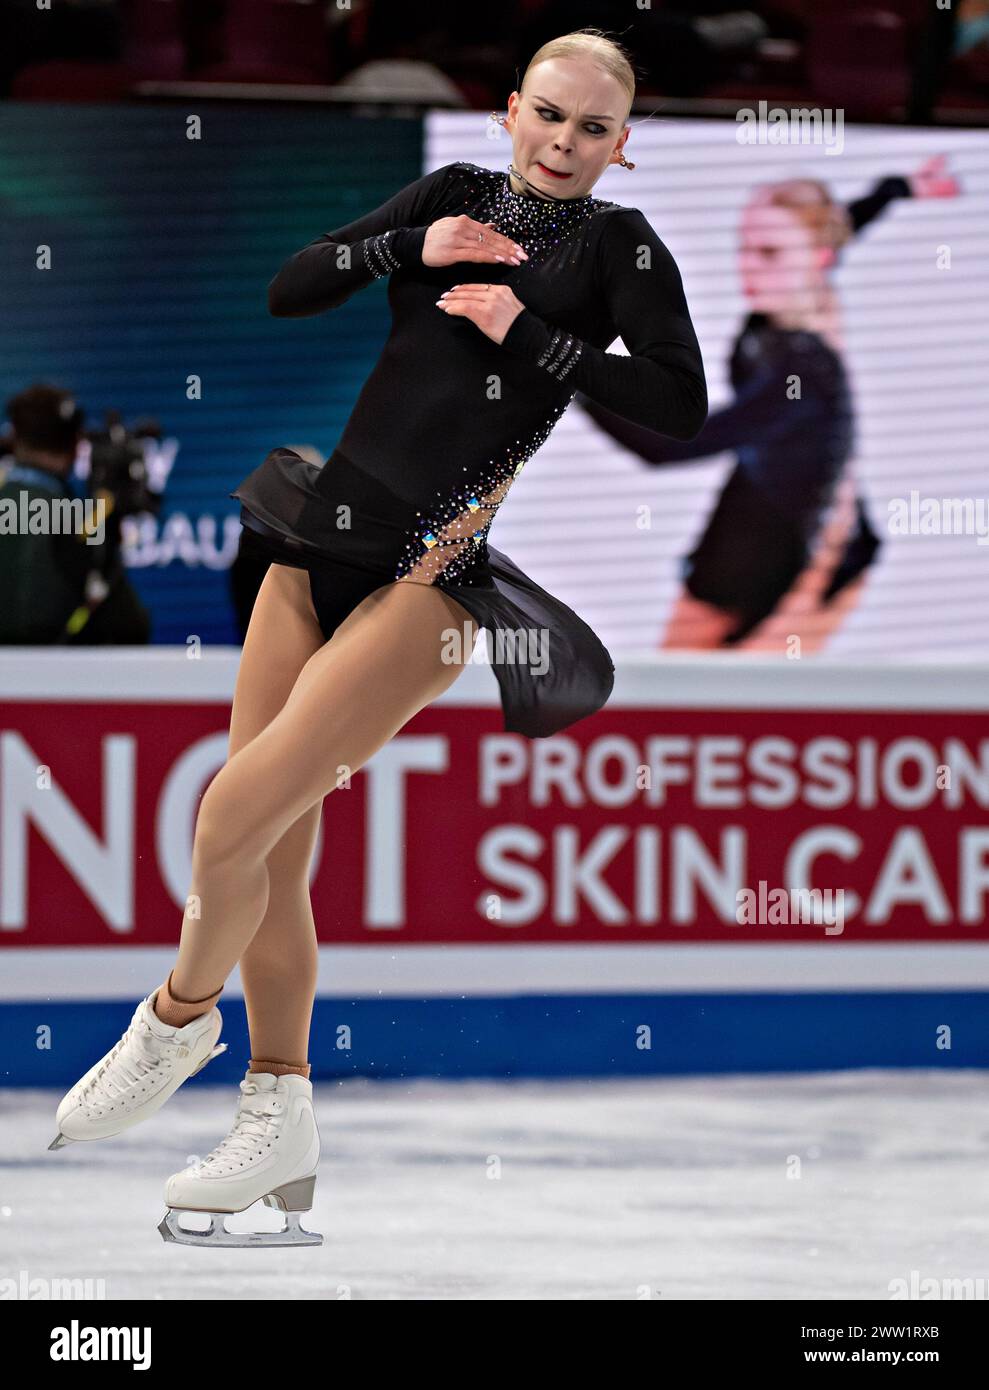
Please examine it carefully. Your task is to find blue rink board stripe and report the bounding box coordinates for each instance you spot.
[2,993,987,1085]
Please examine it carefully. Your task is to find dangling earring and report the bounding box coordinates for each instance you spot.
[489,110,508,129]
[618,151,636,170]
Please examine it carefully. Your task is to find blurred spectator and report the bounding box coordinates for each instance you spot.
[0,384,151,644]
[177,0,226,73]
[352,0,515,66]
[907,0,958,122]
[0,385,93,642]
[515,2,768,99]
[956,0,989,56]
[0,0,122,97]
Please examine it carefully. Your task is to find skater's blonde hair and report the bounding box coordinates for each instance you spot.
[753,179,854,253]
[521,28,638,126]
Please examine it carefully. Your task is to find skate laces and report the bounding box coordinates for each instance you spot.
[199,1081,284,1171]
[82,1018,182,1110]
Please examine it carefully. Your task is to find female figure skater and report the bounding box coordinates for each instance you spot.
[578,155,958,651]
[48,28,707,1247]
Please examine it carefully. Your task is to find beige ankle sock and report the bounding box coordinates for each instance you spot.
[153,969,224,1028]
[249,1058,311,1080]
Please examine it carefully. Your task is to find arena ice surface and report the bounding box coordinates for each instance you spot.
[3,1070,988,1300]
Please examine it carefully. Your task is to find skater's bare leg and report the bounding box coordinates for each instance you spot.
[152,564,325,1038]
[660,590,741,649]
[49,564,338,1149]
[167,579,478,1001]
[223,564,327,1067]
[737,477,863,653]
[238,806,322,1072]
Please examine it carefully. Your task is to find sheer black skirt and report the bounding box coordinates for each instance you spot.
[231,446,615,739]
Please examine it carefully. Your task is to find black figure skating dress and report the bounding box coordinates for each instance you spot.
[579,314,857,639]
[231,161,707,737]
[575,176,912,643]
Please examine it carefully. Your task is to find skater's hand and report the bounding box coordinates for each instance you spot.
[422,215,529,269]
[908,154,960,200]
[435,282,527,346]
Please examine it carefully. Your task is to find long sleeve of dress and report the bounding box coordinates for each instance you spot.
[571,178,912,460]
[267,162,458,317]
[498,208,708,441]
[846,174,911,235]
[575,351,820,464]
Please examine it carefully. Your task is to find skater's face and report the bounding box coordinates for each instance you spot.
[738,203,833,314]
[502,58,631,201]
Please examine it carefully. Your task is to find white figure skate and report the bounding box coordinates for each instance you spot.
[158,1070,322,1248]
[49,987,227,1150]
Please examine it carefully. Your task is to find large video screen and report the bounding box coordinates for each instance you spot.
[2,106,986,653]
[428,114,989,657]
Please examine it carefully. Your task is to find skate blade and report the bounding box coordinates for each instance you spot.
[48,1132,73,1151]
[158,1209,322,1248]
[191,1042,229,1076]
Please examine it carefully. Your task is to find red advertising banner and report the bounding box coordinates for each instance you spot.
[2,655,986,948]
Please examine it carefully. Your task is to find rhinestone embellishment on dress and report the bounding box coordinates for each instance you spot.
[394,397,572,585]
[393,165,610,585]
[457,164,611,268]
[537,327,582,380]
[364,228,402,277]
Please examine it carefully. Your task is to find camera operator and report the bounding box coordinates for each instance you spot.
[0,383,153,644]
